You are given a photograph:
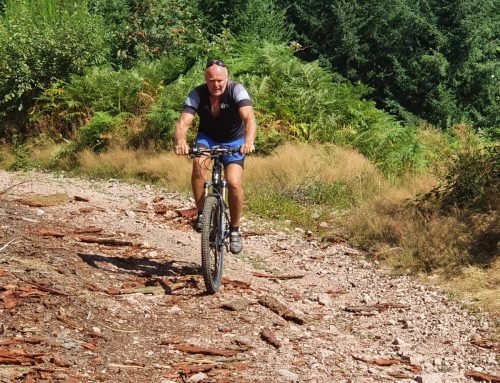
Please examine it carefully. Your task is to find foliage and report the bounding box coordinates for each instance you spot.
[87,0,131,65]
[89,0,210,67]
[8,134,30,170]
[232,0,290,43]
[75,112,128,152]
[227,42,428,175]
[63,67,151,115]
[422,144,499,212]
[0,0,109,130]
[29,79,93,139]
[30,57,191,141]
[145,65,204,147]
[350,121,428,176]
[435,0,500,131]
[279,0,499,132]
[123,0,207,63]
[195,0,290,43]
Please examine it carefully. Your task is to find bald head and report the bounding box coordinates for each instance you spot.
[205,64,228,79]
[205,65,229,97]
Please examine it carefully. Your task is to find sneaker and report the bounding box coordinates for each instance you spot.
[194,214,203,232]
[229,231,242,254]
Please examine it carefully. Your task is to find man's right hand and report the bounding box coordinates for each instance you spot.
[175,142,189,155]
[173,112,195,155]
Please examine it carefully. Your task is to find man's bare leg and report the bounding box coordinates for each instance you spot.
[192,156,211,213]
[225,163,244,228]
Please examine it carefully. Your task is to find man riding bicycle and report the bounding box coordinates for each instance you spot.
[174,59,257,254]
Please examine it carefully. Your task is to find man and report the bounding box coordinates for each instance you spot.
[174,60,256,254]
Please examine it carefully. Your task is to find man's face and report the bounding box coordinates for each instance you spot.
[205,65,228,97]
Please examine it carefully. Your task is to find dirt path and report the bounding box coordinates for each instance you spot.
[0,170,498,383]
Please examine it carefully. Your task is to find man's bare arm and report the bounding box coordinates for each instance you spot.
[174,112,195,155]
[239,105,257,154]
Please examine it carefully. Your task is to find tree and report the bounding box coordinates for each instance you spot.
[434,0,499,130]
[196,0,289,43]
[279,0,498,131]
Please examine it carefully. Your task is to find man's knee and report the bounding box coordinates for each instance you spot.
[226,171,243,191]
[192,158,208,179]
[227,181,242,194]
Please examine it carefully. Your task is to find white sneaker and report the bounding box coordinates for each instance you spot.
[229,231,242,254]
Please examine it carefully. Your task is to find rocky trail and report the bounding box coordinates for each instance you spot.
[0,170,498,383]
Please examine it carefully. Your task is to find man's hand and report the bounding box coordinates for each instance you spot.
[240,142,255,154]
[174,112,195,155]
[175,142,190,155]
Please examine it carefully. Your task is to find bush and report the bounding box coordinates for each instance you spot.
[123,0,207,62]
[75,112,128,152]
[0,0,109,126]
[30,58,191,141]
[434,145,499,212]
[145,64,204,148]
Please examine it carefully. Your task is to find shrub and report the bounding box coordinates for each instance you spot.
[433,145,499,212]
[0,0,109,127]
[75,112,128,152]
[124,0,207,62]
[145,64,204,148]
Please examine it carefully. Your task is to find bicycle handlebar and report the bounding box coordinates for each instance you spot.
[188,146,240,158]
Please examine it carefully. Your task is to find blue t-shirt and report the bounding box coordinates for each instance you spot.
[181,81,252,142]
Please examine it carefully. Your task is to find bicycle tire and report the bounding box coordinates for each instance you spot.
[201,195,224,293]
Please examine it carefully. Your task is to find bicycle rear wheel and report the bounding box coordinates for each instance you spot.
[201,195,224,293]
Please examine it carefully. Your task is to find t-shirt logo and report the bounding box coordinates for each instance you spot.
[220,103,229,110]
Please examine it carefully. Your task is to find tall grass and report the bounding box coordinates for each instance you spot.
[244,143,386,226]
[344,143,499,322]
[77,148,191,188]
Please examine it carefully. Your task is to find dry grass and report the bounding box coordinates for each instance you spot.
[442,260,500,313]
[437,259,500,337]
[141,152,191,189]
[346,178,499,323]
[348,197,474,269]
[246,142,381,186]
[0,145,15,169]
[77,147,191,190]
[333,171,438,253]
[28,141,64,168]
[245,142,386,209]
[243,142,393,231]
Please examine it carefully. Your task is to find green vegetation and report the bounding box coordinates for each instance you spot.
[0,0,108,134]
[280,0,499,132]
[0,0,497,320]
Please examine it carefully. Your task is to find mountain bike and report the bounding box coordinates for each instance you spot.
[189,146,239,294]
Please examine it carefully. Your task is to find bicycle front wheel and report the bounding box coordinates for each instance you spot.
[201,195,225,293]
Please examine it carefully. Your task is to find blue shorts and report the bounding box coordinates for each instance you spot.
[195,132,245,167]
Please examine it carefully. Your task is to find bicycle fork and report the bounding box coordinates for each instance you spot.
[204,180,230,244]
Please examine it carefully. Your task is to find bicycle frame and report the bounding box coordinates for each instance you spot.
[203,152,229,241]
[191,146,236,239]
[189,146,238,293]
